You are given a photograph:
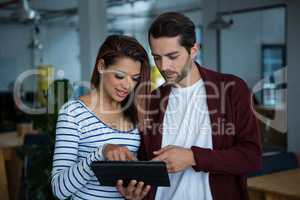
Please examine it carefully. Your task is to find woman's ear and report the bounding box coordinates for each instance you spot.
[97,59,105,74]
[190,43,199,60]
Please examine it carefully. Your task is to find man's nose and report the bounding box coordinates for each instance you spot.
[160,58,172,71]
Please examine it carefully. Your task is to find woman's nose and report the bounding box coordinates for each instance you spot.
[121,76,132,90]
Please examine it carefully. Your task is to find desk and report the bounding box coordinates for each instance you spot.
[248,168,300,200]
[0,132,23,200]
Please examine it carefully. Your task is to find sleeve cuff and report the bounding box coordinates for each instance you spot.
[89,144,107,163]
[191,146,212,172]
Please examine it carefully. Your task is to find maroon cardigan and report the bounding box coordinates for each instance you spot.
[138,64,262,200]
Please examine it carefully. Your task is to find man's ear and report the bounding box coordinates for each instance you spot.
[190,43,200,60]
[97,59,105,74]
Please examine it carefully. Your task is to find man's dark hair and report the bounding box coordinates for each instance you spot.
[148,12,196,53]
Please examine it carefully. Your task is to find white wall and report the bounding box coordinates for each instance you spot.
[219,0,285,12]
[202,0,285,71]
[220,8,285,88]
[287,0,300,152]
[79,0,107,83]
[0,22,81,92]
[0,25,32,91]
[43,24,81,84]
[203,0,300,152]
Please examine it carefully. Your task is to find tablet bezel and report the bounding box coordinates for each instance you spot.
[91,161,170,187]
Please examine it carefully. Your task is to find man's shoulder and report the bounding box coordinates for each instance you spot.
[200,66,245,84]
[199,66,249,94]
[150,65,249,95]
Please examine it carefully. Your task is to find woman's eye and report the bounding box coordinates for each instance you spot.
[114,73,125,79]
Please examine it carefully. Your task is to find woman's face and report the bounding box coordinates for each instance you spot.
[100,57,142,103]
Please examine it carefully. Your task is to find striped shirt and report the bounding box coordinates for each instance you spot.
[51,99,140,200]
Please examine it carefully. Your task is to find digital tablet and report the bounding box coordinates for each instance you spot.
[91,161,170,187]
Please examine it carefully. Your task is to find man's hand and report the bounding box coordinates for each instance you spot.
[104,144,136,161]
[116,180,151,200]
[152,145,196,173]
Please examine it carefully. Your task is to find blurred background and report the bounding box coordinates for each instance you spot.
[0,0,299,199]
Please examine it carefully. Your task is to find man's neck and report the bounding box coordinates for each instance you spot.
[177,62,201,88]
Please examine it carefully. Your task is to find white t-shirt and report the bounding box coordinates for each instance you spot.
[155,79,213,200]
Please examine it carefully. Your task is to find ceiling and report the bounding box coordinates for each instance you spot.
[106,0,202,32]
[0,0,77,10]
[0,0,78,24]
[0,0,202,31]
[107,0,202,16]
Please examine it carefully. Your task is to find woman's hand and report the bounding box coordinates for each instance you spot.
[116,180,151,200]
[103,144,136,161]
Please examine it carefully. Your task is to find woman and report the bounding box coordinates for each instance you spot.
[51,35,151,199]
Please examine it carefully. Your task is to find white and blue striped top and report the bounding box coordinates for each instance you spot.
[51,99,140,200]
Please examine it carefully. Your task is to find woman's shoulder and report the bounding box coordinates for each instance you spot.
[58,99,84,116]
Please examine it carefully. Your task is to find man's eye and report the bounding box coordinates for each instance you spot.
[115,73,125,79]
[169,56,178,60]
[154,57,161,61]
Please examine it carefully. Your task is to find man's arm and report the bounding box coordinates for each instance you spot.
[191,77,262,175]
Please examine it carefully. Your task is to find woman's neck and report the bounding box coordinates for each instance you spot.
[91,88,122,114]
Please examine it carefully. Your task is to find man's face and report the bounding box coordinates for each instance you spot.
[149,35,197,85]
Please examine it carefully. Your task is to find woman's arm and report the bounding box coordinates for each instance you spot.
[51,106,105,199]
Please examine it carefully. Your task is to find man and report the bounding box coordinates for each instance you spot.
[117,12,261,200]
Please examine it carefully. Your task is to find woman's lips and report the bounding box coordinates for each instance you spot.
[116,89,129,98]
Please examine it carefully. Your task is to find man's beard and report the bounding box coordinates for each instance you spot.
[163,56,193,85]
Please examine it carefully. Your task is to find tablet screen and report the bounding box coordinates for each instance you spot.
[91,161,170,187]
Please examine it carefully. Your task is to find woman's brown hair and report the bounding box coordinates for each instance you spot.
[91,35,151,131]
